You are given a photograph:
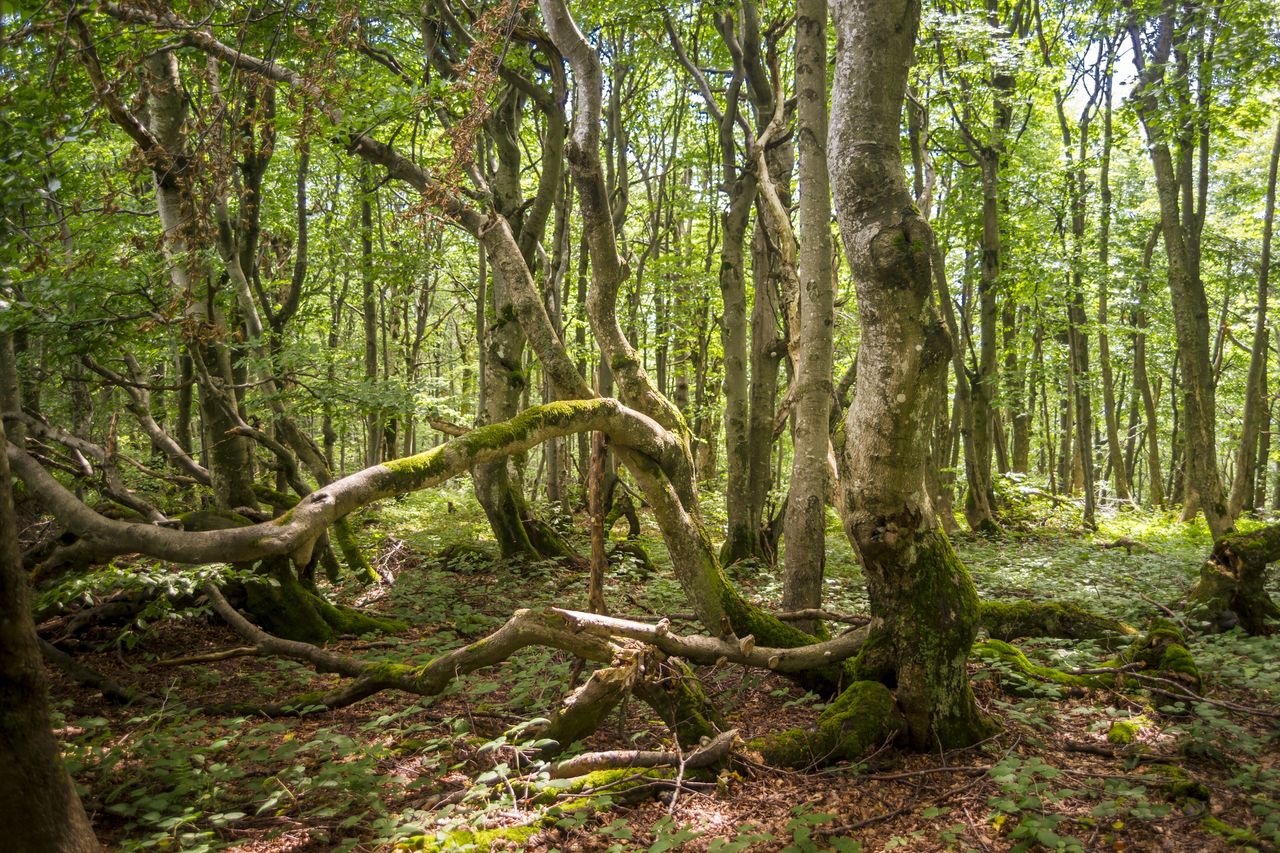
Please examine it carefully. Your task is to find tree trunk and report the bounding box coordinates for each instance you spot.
[1228,119,1279,520]
[1096,65,1133,502]
[782,0,835,628]
[0,425,101,852]
[966,153,1001,532]
[831,0,992,749]
[361,168,382,468]
[1129,12,1229,538]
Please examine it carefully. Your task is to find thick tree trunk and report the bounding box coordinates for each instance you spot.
[831,0,992,749]
[0,426,101,852]
[782,0,835,627]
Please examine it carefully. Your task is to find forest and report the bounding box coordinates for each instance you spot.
[1,0,1279,850]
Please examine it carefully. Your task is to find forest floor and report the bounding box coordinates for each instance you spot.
[40,483,1280,852]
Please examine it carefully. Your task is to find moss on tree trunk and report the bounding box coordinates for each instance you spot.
[753,680,905,768]
[242,558,405,644]
[978,599,1136,641]
[1188,524,1280,634]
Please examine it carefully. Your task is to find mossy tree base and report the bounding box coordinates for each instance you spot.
[242,558,405,644]
[1188,524,1280,634]
[753,680,905,769]
[179,510,403,644]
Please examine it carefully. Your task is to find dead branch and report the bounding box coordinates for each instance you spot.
[547,729,738,779]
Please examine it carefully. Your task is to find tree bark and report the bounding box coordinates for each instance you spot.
[1129,9,1229,538]
[1228,119,1279,519]
[783,0,835,627]
[831,0,992,749]
[0,424,101,852]
[1096,60,1134,502]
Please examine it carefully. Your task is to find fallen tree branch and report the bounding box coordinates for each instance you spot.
[547,729,738,779]
[40,638,150,705]
[155,646,260,667]
[550,608,869,672]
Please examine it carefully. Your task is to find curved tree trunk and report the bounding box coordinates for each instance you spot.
[830,0,992,749]
[0,426,101,852]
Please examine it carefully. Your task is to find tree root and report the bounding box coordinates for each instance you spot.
[974,618,1202,697]
[978,599,1135,642]
[547,729,737,779]
[1148,764,1264,846]
[241,557,405,644]
[750,680,904,769]
[39,638,151,705]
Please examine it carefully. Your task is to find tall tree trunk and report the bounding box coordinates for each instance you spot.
[966,152,1001,532]
[1228,119,1279,519]
[782,0,835,628]
[0,426,101,852]
[0,333,24,447]
[1096,62,1133,502]
[142,52,257,510]
[1129,11,1229,538]
[361,168,382,468]
[831,0,991,749]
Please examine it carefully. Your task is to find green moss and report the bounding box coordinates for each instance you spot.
[380,447,448,491]
[1106,716,1150,745]
[633,657,725,748]
[978,600,1135,641]
[871,531,996,749]
[973,639,1100,688]
[403,822,540,851]
[331,517,379,584]
[1149,764,1211,802]
[397,768,672,851]
[177,510,253,531]
[719,583,852,693]
[384,400,610,493]
[1113,618,1202,694]
[242,557,404,643]
[758,680,905,768]
[1201,814,1262,846]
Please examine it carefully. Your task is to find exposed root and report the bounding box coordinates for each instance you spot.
[39,638,150,705]
[752,680,905,769]
[974,618,1201,698]
[978,599,1135,642]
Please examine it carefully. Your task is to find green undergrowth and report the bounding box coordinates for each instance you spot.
[49,484,1280,850]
